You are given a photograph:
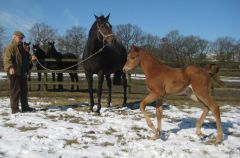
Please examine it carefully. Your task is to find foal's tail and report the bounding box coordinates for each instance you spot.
[113,70,122,85]
[205,63,224,86]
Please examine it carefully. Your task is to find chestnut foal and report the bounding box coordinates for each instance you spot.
[123,45,223,144]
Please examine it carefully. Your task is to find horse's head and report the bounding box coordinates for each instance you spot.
[123,45,141,72]
[94,14,115,45]
[46,41,56,55]
[23,42,31,53]
[32,44,40,54]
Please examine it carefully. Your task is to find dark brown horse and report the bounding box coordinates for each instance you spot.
[83,14,127,113]
[123,45,223,144]
[23,42,33,90]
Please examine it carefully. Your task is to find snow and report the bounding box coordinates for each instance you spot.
[0,98,239,158]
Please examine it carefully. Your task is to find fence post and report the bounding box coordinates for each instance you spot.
[127,73,132,94]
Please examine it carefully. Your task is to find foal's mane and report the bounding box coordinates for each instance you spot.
[139,47,163,66]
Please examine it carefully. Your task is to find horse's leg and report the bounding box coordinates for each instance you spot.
[44,73,48,91]
[28,73,31,91]
[140,92,159,136]
[96,71,104,113]
[70,73,74,91]
[52,73,56,90]
[121,71,127,106]
[187,89,210,136]
[76,73,79,91]
[192,85,223,144]
[86,72,94,111]
[105,74,112,107]
[196,106,209,136]
[37,73,41,91]
[151,99,163,140]
[57,73,63,91]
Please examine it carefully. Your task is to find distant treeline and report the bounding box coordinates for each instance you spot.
[0,23,240,64]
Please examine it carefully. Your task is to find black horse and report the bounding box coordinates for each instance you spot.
[83,14,127,113]
[23,42,33,90]
[32,44,48,91]
[46,41,79,91]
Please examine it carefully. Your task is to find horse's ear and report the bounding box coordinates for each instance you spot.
[131,45,140,52]
[53,41,55,45]
[29,42,31,45]
[94,14,99,21]
[106,13,110,21]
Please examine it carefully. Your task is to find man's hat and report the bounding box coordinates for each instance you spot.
[13,31,25,38]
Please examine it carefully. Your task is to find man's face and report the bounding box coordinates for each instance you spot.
[13,35,23,44]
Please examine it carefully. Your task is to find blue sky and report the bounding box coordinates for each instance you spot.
[0,0,239,42]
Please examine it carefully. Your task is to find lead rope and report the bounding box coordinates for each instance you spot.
[34,45,106,72]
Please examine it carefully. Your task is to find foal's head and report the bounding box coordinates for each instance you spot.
[123,45,141,72]
[94,14,115,45]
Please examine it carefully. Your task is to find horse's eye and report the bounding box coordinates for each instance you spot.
[131,57,135,60]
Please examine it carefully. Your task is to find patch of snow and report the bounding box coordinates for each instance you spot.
[0,97,239,158]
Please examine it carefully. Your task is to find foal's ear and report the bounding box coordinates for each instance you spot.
[131,45,140,52]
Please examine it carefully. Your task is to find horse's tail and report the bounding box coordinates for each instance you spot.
[113,70,122,85]
[205,63,224,86]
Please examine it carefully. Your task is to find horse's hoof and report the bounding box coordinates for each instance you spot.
[151,134,160,140]
[214,136,223,145]
[196,130,203,136]
[95,109,101,114]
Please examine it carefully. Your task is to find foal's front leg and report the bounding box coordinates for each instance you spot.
[140,92,159,138]
[151,99,163,140]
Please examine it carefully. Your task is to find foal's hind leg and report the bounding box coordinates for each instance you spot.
[140,92,159,136]
[193,88,223,144]
[196,105,209,136]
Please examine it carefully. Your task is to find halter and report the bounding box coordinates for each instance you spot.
[97,22,114,42]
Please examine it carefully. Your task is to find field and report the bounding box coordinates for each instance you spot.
[0,97,240,158]
[0,72,240,158]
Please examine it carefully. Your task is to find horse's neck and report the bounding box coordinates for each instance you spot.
[85,37,103,56]
[140,51,163,77]
[84,24,104,58]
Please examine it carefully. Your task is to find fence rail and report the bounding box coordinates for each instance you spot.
[1,59,240,95]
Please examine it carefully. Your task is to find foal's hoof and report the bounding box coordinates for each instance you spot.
[214,136,223,145]
[151,134,160,140]
[196,130,204,136]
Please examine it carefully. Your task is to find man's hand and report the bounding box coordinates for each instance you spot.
[9,67,15,75]
[31,55,37,61]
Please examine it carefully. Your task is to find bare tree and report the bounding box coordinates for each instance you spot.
[57,26,86,57]
[232,40,240,62]
[114,24,144,50]
[181,35,209,63]
[213,37,235,62]
[0,25,5,54]
[29,23,57,46]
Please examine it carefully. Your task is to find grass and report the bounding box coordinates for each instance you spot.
[3,123,16,128]
[64,139,79,146]
[18,126,40,132]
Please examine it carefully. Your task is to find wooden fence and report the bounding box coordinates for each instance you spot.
[1,59,240,95]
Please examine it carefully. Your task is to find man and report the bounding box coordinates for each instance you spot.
[3,31,37,114]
